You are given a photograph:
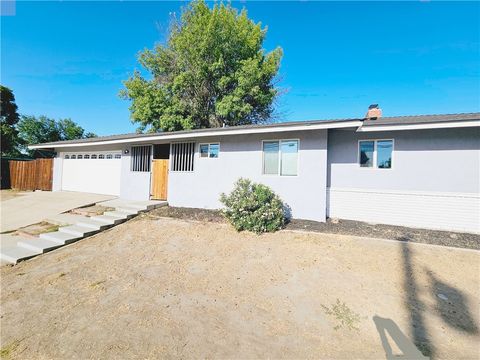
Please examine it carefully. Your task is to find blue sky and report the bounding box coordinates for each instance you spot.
[2,1,479,135]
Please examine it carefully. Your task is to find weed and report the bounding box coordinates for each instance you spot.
[90,280,106,288]
[321,299,362,331]
[0,340,20,359]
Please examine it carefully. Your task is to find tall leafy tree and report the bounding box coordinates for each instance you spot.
[17,115,96,155]
[120,0,283,132]
[0,85,20,155]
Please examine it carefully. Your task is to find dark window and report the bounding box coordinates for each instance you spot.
[153,144,170,159]
[171,142,195,172]
[359,141,374,168]
[131,146,151,172]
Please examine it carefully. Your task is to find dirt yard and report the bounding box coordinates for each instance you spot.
[1,217,479,359]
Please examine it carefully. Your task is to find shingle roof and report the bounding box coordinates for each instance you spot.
[29,112,480,148]
[362,112,480,127]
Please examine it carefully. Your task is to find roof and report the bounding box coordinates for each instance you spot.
[28,118,362,149]
[28,112,480,149]
[362,112,480,127]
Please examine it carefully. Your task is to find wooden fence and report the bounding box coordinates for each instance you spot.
[9,159,54,191]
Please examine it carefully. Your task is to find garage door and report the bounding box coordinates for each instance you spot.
[62,152,122,196]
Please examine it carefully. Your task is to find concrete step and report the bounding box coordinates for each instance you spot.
[119,203,149,211]
[103,211,134,220]
[40,231,82,244]
[97,199,167,211]
[90,215,126,225]
[115,207,141,215]
[76,218,112,230]
[17,238,63,253]
[149,201,168,210]
[0,247,41,264]
[59,225,99,238]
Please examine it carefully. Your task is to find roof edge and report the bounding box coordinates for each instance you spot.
[28,119,362,149]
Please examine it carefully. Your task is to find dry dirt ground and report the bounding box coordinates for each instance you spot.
[1,216,479,359]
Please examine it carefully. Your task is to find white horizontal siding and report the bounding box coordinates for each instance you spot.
[327,188,480,234]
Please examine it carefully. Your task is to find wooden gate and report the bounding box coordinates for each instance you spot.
[9,158,53,191]
[151,159,169,200]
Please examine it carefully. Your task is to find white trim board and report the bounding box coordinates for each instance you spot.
[28,121,361,149]
[357,120,480,132]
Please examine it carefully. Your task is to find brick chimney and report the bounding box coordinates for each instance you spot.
[366,104,382,120]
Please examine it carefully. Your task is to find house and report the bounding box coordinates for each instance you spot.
[28,107,480,234]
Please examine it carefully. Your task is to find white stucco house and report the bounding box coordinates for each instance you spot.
[29,109,480,234]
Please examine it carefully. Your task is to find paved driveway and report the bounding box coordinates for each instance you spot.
[0,191,115,232]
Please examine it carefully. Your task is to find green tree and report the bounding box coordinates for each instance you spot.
[57,118,96,140]
[0,85,20,155]
[17,115,96,155]
[120,0,283,132]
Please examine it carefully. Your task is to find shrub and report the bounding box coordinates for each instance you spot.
[220,178,286,233]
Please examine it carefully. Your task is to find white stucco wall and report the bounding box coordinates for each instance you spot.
[167,130,328,222]
[119,144,152,201]
[327,127,480,193]
[327,127,480,233]
[52,155,63,191]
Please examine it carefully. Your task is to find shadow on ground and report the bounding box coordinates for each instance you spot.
[375,237,479,359]
[373,315,428,360]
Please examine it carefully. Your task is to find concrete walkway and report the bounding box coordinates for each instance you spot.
[1,199,167,264]
[0,191,115,233]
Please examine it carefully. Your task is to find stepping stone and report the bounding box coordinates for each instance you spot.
[90,214,126,225]
[103,211,134,220]
[40,231,82,244]
[76,218,112,230]
[18,238,63,253]
[0,247,41,264]
[59,225,99,238]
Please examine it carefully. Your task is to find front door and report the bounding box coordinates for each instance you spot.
[151,159,169,200]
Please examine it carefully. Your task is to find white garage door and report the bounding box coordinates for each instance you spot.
[62,152,122,196]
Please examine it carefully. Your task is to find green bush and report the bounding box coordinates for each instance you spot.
[220,178,286,233]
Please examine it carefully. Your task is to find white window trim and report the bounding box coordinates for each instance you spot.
[357,139,394,170]
[261,139,300,177]
[199,142,220,159]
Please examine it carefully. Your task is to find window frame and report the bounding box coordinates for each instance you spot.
[261,139,300,177]
[198,142,220,159]
[357,139,394,170]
